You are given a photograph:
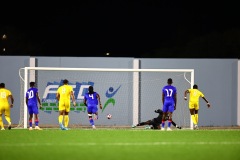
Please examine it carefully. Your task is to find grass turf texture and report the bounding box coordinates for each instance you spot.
[0,128,240,160]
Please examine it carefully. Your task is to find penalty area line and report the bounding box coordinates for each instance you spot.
[1,141,240,146]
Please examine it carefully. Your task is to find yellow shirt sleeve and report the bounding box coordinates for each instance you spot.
[189,89,204,102]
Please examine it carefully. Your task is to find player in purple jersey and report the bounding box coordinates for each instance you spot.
[84,86,102,129]
[161,78,177,131]
[26,82,42,130]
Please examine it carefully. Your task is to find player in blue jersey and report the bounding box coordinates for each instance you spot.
[26,82,42,130]
[84,86,102,129]
[161,78,177,131]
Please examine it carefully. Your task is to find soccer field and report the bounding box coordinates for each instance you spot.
[0,128,239,160]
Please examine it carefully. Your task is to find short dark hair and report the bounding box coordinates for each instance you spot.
[0,83,5,88]
[88,86,94,94]
[30,82,35,87]
[167,78,173,84]
[63,79,68,84]
[193,84,198,89]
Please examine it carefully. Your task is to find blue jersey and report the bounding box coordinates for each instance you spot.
[162,85,177,112]
[84,92,99,107]
[26,87,39,105]
[26,87,39,114]
[162,85,177,101]
[84,92,99,114]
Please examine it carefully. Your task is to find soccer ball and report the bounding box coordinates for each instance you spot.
[107,114,112,119]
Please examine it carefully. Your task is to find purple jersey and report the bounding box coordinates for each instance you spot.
[162,85,177,112]
[84,92,99,113]
[84,92,99,106]
[26,87,39,114]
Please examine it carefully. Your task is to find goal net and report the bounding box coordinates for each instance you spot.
[18,67,194,129]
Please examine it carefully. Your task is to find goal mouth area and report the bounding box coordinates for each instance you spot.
[19,67,194,129]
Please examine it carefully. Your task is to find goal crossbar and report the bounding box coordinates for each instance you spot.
[23,67,194,72]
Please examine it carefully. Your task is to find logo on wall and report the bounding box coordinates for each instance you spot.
[41,80,94,113]
[41,80,121,114]
[102,85,121,112]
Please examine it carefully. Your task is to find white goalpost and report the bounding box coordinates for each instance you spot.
[19,67,194,129]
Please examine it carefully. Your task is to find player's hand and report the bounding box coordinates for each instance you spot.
[39,105,42,109]
[207,103,210,108]
[99,104,102,109]
[73,101,76,107]
[184,97,187,100]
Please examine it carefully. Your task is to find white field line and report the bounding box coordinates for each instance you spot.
[0,141,240,146]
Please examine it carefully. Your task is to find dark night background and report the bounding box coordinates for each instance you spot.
[0,1,239,58]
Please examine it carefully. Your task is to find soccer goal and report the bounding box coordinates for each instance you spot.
[18,67,194,129]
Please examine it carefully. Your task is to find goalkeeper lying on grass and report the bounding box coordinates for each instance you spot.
[132,109,182,130]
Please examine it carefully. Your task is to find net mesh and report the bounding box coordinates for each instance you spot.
[18,68,192,129]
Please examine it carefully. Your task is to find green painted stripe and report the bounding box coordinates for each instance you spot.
[50,103,57,106]
[42,103,48,107]
[80,103,85,106]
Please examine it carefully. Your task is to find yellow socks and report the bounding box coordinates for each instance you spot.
[0,116,4,129]
[191,115,197,125]
[195,114,199,124]
[64,115,69,128]
[59,115,63,124]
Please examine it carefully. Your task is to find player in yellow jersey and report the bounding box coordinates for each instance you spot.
[0,83,14,130]
[184,84,210,130]
[56,79,76,130]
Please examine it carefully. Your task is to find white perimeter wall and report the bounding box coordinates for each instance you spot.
[238,60,240,125]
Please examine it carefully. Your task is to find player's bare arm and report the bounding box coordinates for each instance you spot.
[36,92,42,109]
[97,94,102,109]
[184,90,189,100]
[162,93,164,105]
[202,97,210,108]
[10,95,14,108]
[174,93,177,110]
[71,91,76,107]
[56,93,60,101]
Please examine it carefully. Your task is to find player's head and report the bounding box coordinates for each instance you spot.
[63,79,69,84]
[0,83,5,88]
[88,86,94,94]
[193,84,198,89]
[30,82,35,87]
[155,109,163,114]
[167,78,173,84]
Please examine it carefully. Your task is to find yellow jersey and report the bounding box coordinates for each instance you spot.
[57,85,73,102]
[188,89,204,102]
[0,88,12,105]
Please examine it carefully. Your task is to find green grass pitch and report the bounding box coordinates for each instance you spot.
[0,128,240,160]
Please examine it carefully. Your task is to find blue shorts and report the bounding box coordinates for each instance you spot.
[162,101,175,113]
[28,104,39,114]
[87,105,98,114]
